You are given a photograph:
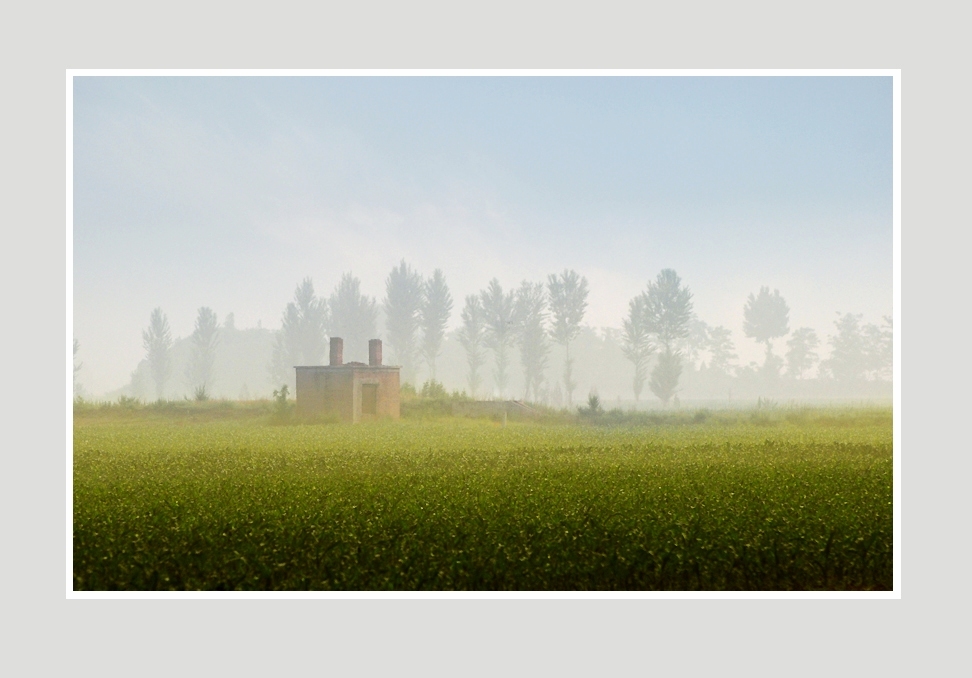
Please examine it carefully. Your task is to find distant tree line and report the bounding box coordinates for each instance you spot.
[613,276,892,406]
[265,263,455,389]
[128,265,892,405]
[453,271,589,405]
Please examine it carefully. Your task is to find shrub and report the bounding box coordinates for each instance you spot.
[420,379,448,399]
[117,395,142,410]
[577,392,604,419]
[271,385,294,421]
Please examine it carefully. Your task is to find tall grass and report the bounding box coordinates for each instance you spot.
[73,409,892,591]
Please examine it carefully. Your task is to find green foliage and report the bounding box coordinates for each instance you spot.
[481,279,516,398]
[74,396,277,421]
[514,280,549,403]
[649,348,683,406]
[621,295,653,401]
[117,395,142,409]
[73,410,892,591]
[706,326,738,375]
[547,269,589,347]
[644,269,694,350]
[271,303,301,386]
[821,313,892,383]
[384,261,425,384]
[329,273,378,363]
[271,384,292,420]
[403,379,464,418]
[420,379,448,400]
[578,391,604,418]
[457,295,487,398]
[142,308,172,400]
[627,269,693,405]
[785,327,820,378]
[186,307,220,395]
[420,269,453,381]
[271,279,328,387]
[744,287,790,361]
[548,269,589,407]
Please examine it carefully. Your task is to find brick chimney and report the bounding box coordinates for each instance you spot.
[329,337,343,366]
[369,339,382,366]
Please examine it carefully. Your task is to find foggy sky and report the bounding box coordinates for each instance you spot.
[72,75,893,396]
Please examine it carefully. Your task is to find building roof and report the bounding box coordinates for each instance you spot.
[294,364,400,371]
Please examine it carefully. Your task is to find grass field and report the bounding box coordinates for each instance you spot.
[72,405,893,591]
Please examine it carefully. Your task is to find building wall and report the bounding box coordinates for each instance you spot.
[350,368,400,422]
[296,367,353,420]
[296,366,399,422]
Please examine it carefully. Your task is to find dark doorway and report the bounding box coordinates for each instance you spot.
[361,383,378,416]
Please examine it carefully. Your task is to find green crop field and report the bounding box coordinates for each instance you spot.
[72,405,893,591]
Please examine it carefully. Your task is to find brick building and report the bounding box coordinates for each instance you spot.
[295,338,400,422]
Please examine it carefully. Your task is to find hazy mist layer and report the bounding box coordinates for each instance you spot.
[72,75,892,400]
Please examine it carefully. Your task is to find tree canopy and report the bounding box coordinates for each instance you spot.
[270,278,327,388]
[621,295,653,401]
[142,307,172,400]
[514,280,549,402]
[292,278,328,365]
[644,269,694,350]
[547,269,588,406]
[481,279,516,397]
[384,260,424,383]
[420,269,453,381]
[819,312,891,383]
[329,273,378,362]
[743,287,790,350]
[785,327,820,379]
[186,306,220,398]
[642,269,693,406]
[457,294,487,398]
[706,326,738,375]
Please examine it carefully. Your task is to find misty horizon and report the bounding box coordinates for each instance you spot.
[72,74,893,400]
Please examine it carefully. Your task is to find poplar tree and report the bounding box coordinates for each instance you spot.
[481,279,516,398]
[621,295,653,401]
[743,286,790,373]
[270,278,327,389]
[384,260,424,384]
[547,269,588,407]
[329,273,378,363]
[420,269,453,381]
[270,303,301,388]
[186,306,220,399]
[514,280,549,402]
[292,278,328,364]
[457,295,487,398]
[142,307,172,400]
[644,269,693,406]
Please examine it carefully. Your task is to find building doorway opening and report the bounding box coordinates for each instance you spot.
[361,383,378,416]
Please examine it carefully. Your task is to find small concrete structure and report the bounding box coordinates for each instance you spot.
[295,338,400,422]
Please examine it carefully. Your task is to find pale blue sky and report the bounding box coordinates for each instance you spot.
[73,75,892,394]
